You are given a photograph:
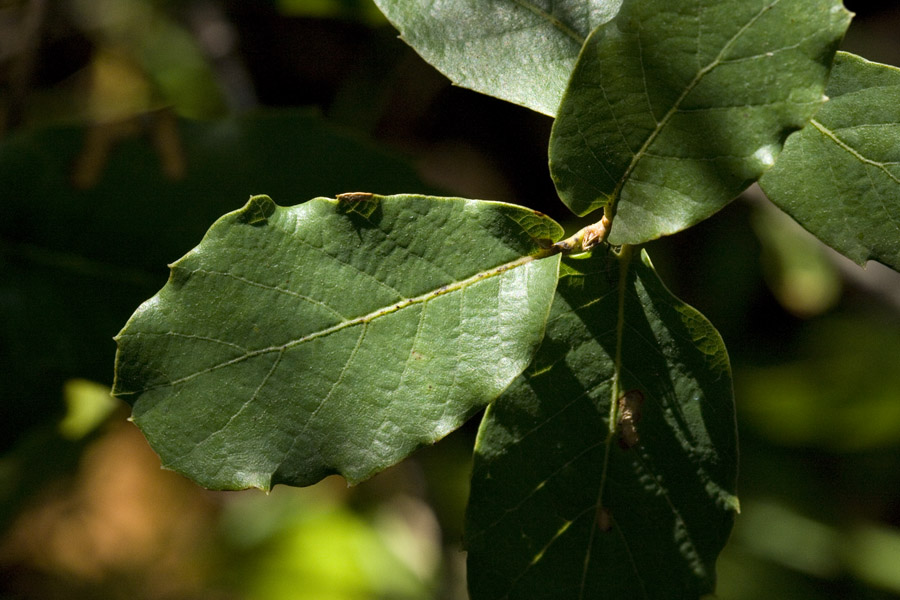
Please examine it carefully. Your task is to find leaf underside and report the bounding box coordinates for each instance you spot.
[549,0,852,245]
[372,0,622,116]
[760,51,900,271]
[466,247,738,600]
[113,194,563,490]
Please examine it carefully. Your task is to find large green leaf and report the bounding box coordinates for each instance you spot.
[466,247,738,599]
[113,194,563,490]
[549,0,852,244]
[372,0,622,116]
[759,52,900,271]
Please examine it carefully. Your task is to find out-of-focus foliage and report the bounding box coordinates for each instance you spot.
[274,0,386,24]
[218,483,440,600]
[68,0,227,118]
[59,379,118,440]
[1,406,449,599]
[719,501,900,599]
[738,316,900,452]
[751,196,843,318]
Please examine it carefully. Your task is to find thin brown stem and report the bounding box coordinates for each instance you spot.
[549,214,613,256]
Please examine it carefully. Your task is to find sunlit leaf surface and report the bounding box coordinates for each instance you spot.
[760,52,900,271]
[114,194,563,490]
[466,247,738,599]
[372,0,622,116]
[549,0,851,244]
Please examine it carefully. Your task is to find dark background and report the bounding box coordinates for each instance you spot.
[1,1,900,598]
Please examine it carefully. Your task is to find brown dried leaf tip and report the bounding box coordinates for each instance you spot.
[337,192,380,219]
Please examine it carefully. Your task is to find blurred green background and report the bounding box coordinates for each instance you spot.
[1,1,900,598]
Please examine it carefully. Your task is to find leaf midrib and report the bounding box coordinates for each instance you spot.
[811,118,900,186]
[116,253,541,396]
[578,244,632,599]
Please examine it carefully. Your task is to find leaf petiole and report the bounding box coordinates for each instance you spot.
[551,214,613,255]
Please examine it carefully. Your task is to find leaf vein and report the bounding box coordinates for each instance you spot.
[169,348,285,465]
[278,323,369,475]
[812,119,900,192]
[497,441,606,597]
[188,268,349,321]
[288,232,406,299]
[610,516,652,600]
[609,0,783,214]
[127,254,538,394]
[116,331,248,353]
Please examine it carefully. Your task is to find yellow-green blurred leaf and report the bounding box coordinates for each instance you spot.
[59,379,117,440]
[751,200,842,318]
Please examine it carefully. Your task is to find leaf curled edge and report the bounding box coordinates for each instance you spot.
[237,194,277,226]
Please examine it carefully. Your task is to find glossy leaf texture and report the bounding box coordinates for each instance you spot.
[466,247,738,599]
[372,0,622,116]
[549,0,852,244]
[759,52,900,271]
[113,194,563,490]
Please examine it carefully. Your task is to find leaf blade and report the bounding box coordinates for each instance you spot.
[759,51,900,270]
[113,194,563,490]
[466,247,738,599]
[549,0,852,244]
[372,0,622,116]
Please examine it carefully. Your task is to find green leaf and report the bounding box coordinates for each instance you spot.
[759,52,900,270]
[372,0,622,116]
[466,247,738,599]
[549,0,852,244]
[113,194,563,491]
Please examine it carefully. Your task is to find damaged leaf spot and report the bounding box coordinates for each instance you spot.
[337,192,380,219]
[596,505,613,532]
[617,389,644,450]
[238,195,276,226]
